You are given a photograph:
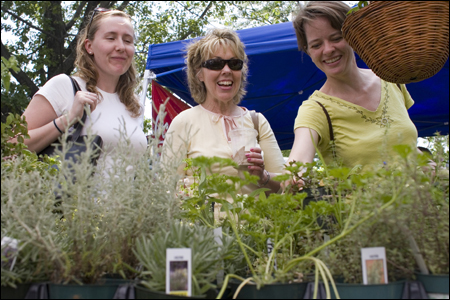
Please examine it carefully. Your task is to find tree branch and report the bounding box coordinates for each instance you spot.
[117,1,130,11]
[1,6,60,40]
[178,1,213,40]
[65,1,88,31]
[1,42,39,97]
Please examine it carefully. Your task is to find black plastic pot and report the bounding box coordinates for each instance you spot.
[227,281,308,299]
[48,281,131,299]
[1,283,31,299]
[134,285,218,299]
[330,281,405,299]
[415,273,449,294]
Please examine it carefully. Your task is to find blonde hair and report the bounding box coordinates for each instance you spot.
[74,9,142,117]
[293,1,350,53]
[185,28,248,105]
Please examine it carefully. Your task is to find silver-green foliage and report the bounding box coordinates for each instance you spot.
[134,221,240,297]
[2,116,183,285]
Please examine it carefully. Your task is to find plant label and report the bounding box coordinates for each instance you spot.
[166,248,192,296]
[1,236,18,271]
[267,238,277,270]
[361,247,388,285]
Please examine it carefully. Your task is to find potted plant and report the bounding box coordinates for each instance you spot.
[1,114,58,299]
[1,113,184,299]
[309,142,449,299]
[403,136,449,297]
[180,155,407,299]
[133,220,243,299]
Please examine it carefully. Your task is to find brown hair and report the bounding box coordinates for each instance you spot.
[185,28,248,105]
[293,1,350,53]
[74,9,141,117]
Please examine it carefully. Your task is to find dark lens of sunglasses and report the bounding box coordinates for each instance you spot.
[204,59,243,70]
[228,59,243,70]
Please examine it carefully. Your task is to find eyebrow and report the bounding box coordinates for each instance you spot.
[308,32,342,44]
[104,31,135,38]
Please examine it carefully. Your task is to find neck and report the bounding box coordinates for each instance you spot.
[202,99,240,116]
[96,74,120,93]
[322,67,367,95]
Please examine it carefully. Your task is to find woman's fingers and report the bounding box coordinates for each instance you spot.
[246,147,264,167]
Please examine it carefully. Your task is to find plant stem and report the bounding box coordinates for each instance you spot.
[216,274,246,299]
[233,277,255,299]
[225,210,256,277]
[286,178,406,267]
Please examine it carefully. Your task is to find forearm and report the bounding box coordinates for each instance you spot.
[12,115,71,153]
[258,170,281,194]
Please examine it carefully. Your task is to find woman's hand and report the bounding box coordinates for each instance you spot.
[281,177,305,194]
[66,91,98,126]
[246,147,266,182]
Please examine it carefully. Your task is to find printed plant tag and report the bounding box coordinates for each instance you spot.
[267,238,277,270]
[1,237,18,271]
[361,247,388,284]
[166,248,192,296]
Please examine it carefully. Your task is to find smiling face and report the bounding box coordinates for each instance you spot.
[85,16,135,82]
[197,46,242,107]
[304,17,355,79]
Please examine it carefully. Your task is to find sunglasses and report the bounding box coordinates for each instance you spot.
[86,7,111,32]
[201,58,244,71]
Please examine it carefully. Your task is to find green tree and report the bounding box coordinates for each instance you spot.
[1,1,303,122]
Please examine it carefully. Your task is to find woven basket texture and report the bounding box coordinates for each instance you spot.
[342,1,449,84]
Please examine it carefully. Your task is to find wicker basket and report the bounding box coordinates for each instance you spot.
[342,1,449,84]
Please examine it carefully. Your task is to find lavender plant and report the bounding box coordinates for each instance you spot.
[2,112,184,285]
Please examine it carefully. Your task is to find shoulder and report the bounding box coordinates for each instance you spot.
[42,74,72,89]
[168,106,198,126]
[299,93,329,111]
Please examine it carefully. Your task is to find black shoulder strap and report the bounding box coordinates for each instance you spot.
[315,100,337,160]
[68,75,86,141]
[314,100,334,142]
[249,110,260,143]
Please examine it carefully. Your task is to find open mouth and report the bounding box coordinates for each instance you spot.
[324,56,341,64]
[217,80,233,87]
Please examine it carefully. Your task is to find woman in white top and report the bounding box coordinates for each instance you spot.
[18,8,146,173]
[162,28,285,195]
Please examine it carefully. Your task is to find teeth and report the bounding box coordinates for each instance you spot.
[218,81,232,86]
[325,56,340,64]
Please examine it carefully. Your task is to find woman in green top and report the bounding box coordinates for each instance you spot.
[288,1,418,173]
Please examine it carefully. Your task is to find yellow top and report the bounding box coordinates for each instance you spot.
[162,105,285,195]
[294,80,418,170]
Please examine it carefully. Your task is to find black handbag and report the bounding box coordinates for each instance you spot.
[38,76,103,168]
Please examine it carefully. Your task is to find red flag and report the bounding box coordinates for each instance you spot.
[151,81,191,145]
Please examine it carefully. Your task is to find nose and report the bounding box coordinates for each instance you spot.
[323,40,335,55]
[115,39,125,52]
[221,63,232,73]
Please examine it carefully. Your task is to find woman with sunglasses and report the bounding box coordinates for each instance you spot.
[16,8,146,174]
[162,28,285,207]
[286,1,418,180]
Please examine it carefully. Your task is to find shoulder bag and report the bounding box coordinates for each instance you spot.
[38,76,103,168]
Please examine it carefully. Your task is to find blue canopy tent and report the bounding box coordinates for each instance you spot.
[145,21,449,150]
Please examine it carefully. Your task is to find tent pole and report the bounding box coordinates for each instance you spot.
[140,69,156,133]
